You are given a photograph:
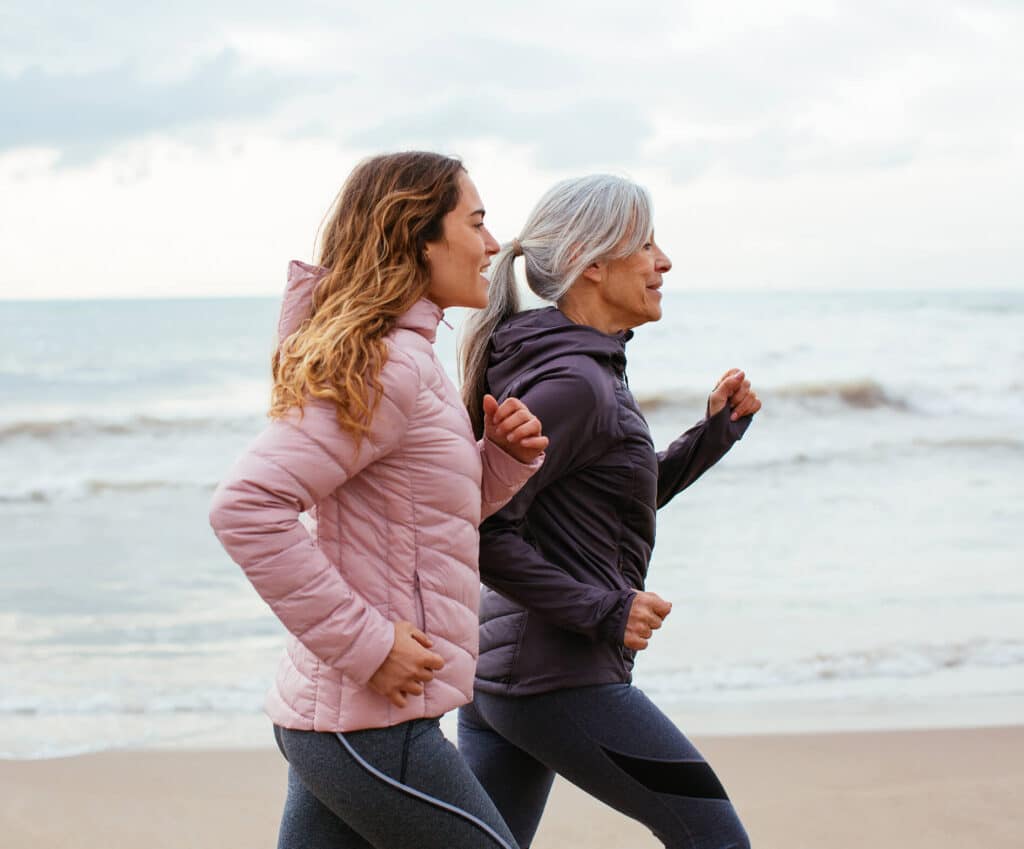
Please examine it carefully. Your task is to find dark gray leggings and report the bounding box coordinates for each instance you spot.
[457,684,750,849]
[274,719,517,849]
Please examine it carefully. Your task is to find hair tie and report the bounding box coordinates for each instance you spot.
[511,238,524,257]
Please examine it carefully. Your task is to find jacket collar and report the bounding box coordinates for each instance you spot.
[280,260,445,344]
[395,297,445,343]
[486,306,632,395]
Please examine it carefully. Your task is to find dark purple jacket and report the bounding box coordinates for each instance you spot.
[474,307,751,696]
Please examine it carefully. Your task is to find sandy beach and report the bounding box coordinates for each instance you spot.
[1,725,1020,848]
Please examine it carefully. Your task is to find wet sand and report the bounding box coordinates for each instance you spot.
[1,726,1021,848]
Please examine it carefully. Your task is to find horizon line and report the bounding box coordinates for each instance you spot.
[3,285,1022,304]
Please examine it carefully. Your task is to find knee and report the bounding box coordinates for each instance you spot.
[699,807,750,849]
[665,813,750,849]
[722,819,751,849]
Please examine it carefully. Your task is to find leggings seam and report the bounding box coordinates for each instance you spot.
[544,691,700,849]
[399,722,412,784]
[333,730,515,849]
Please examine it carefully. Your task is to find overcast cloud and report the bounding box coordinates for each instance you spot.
[1,0,1021,297]
[0,51,316,163]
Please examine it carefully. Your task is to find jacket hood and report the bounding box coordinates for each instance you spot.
[487,307,631,396]
[278,261,324,342]
[279,260,445,345]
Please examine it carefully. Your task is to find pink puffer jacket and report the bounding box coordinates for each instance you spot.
[209,261,541,732]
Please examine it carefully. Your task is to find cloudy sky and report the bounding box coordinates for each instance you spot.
[2,0,1021,298]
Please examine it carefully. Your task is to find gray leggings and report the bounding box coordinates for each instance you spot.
[458,684,750,849]
[274,719,517,849]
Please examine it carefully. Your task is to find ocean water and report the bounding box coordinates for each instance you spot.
[2,290,1022,758]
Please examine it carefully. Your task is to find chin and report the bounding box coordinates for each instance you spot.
[643,301,664,323]
[450,293,488,310]
[469,278,489,309]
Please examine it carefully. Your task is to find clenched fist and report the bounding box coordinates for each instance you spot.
[708,368,761,422]
[483,393,549,464]
[624,591,673,651]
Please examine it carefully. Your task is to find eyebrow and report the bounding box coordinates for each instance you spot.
[470,208,486,218]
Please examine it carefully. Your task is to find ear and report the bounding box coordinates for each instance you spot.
[580,259,605,286]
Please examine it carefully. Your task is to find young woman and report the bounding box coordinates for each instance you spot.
[458,175,760,849]
[210,152,546,849]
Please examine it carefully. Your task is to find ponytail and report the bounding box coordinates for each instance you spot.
[459,242,521,437]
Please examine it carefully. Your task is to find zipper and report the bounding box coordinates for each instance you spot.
[412,572,426,631]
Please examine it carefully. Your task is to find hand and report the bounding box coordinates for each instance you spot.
[624,591,672,651]
[483,393,549,464]
[368,621,445,708]
[708,368,762,421]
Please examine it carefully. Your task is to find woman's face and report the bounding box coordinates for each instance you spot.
[591,235,672,331]
[424,173,500,310]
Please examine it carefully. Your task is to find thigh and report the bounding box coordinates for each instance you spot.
[398,719,520,848]
[277,721,517,849]
[474,686,750,849]
[458,700,556,848]
[277,763,373,849]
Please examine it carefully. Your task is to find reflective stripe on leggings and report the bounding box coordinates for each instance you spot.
[333,731,517,849]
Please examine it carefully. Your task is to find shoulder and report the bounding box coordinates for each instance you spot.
[509,358,619,441]
[374,337,426,420]
[512,355,617,409]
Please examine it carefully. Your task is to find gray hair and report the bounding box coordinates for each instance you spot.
[460,174,653,435]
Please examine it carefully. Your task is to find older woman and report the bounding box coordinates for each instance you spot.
[210,152,547,849]
[458,175,760,849]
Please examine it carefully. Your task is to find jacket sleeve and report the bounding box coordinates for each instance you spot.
[478,437,545,520]
[478,371,636,645]
[208,356,418,686]
[656,404,752,509]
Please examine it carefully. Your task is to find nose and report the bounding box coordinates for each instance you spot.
[483,227,500,256]
[655,245,672,273]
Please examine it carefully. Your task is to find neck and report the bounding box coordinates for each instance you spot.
[558,293,626,336]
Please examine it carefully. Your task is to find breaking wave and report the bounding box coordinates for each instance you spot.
[0,479,217,504]
[635,379,909,416]
[642,638,1024,697]
[772,379,909,410]
[0,414,260,443]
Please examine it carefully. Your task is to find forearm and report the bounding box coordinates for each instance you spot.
[479,525,634,643]
[479,437,545,520]
[210,484,394,684]
[208,407,396,684]
[656,404,751,507]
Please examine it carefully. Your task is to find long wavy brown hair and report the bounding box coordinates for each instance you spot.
[270,152,465,439]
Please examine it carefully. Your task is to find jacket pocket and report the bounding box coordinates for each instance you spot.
[412,572,427,632]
